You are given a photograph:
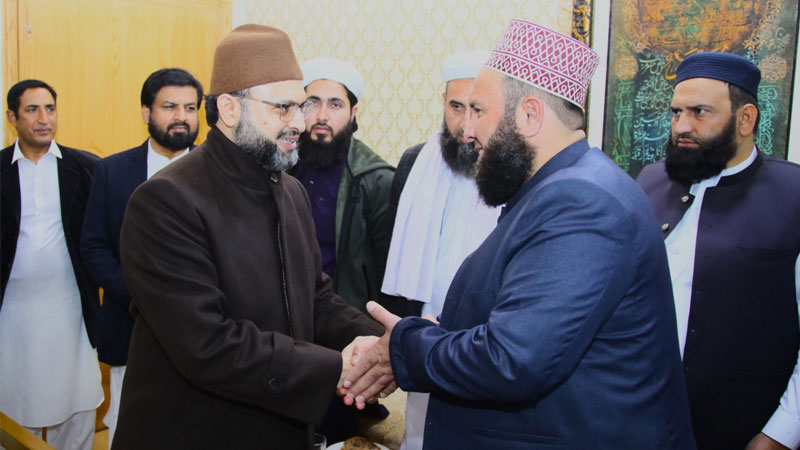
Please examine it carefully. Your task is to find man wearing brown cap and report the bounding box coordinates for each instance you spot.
[637,52,800,450]
[112,24,383,450]
[342,20,695,449]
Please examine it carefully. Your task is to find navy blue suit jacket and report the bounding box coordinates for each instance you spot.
[390,140,696,449]
[80,141,148,365]
[1,143,100,346]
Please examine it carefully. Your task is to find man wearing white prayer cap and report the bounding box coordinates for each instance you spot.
[381,49,501,450]
[291,57,395,442]
[341,20,696,449]
[292,57,393,313]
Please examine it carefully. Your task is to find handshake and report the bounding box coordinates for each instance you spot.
[337,301,401,409]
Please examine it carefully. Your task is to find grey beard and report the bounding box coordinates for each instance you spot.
[234,112,298,172]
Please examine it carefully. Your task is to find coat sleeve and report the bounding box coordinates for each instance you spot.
[120,177,354,424]
[389,179,637,402]
[364,167,395,296]
[80,160,129,301]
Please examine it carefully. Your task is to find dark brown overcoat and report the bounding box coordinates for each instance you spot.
[113,128,382,450]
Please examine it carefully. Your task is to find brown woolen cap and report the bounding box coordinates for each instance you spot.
[209,24,303,95]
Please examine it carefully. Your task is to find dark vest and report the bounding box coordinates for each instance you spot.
[637,152,800,450]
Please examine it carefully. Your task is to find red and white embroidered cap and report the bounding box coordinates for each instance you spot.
[485,19,599,110]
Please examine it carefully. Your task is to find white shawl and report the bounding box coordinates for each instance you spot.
[381,130,500,306]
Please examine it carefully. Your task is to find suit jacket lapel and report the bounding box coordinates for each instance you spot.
[129,141,149,186]
[1,148,21,230]
[58,149,80,230]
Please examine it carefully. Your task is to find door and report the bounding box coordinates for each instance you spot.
[4,0,231,156]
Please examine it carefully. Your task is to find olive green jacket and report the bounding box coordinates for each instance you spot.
[333,138,394,312]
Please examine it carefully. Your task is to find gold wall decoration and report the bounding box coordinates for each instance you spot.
[238,0,572,164]
[604,0,799,176]
[572,0,592,47]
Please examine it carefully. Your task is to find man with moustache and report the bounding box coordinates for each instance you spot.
[637,52,800,450]
[1,79,102,449]
[291,57,394,444]
[292,58,394,313]
[80,67,202,444]
[112,25,383,450]
[341,20,696,449]
[380,50,501,450]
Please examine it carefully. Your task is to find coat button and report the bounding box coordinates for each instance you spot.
[266,377,281,393]
[661,223,669,231]
[681,195,690,203]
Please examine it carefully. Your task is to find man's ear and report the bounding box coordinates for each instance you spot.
[141,106,151,124]
[351,104,359,120]
[217,94,242,128]
[737,103,758,137]
[6,110,17,126]
[518,94,544,138]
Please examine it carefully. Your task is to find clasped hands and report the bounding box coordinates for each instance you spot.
[338,301,401,409]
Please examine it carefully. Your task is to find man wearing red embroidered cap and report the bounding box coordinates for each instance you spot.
[638,51,800,450]
[341,20,696,449]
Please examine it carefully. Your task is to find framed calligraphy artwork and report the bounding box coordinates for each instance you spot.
[603,0,800,177]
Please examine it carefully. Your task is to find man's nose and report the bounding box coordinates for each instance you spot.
[288,106,306,132]
[672,113,693,136]
[461,109,476,141]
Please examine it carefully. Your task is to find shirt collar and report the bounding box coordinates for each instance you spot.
[147,138,188,161]
[11,139,61,164]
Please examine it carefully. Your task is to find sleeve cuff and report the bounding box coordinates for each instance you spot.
[762,407,800,449]
[389,317,416,391]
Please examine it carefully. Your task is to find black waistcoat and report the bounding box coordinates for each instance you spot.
[637,153,800,450]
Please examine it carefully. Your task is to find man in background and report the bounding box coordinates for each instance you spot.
[637,51,800,450]
[291,56,395,443]
[113,25,382,449]
[343,20,696,449]
[80,67,202,444]
[292,57,394,313]
[380,50,501,449]
[1,79,102,449]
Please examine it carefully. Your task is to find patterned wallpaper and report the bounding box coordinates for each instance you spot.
[235,0,572,164]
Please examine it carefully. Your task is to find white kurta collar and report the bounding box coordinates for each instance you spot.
[11,139,61,164]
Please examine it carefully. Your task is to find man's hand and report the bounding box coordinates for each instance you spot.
[340,301,400,409]
[745,433,790,450]
[338,335,380,395]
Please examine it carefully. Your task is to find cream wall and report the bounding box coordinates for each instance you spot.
[233,0,572,164]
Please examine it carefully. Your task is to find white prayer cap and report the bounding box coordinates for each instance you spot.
[301,57,365,101]
[441,50,490,83]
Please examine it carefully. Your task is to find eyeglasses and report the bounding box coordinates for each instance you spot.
[240,96,317,122]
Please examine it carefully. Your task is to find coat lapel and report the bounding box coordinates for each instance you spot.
[128,141,149,186]
[57,150,80,229]
[0,148,21,226]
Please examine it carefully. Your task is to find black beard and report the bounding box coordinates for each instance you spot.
[475,113,534,207]
[234,111,298,172]
[439,120,478,178]
[665,115,738,185]
[297,121,354,169]
[148,119,198,152]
